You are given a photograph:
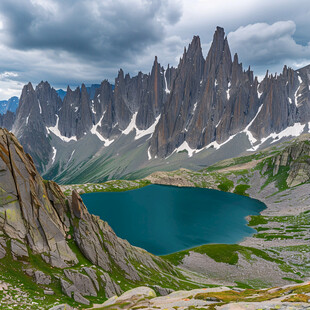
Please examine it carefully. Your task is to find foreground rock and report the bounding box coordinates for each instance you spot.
[0,128,186,307]
[91,282,310,309]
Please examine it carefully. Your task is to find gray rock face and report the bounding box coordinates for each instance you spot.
[34,271,51,285]
[100,272,122,298]
[0,129,178,305]
[153,285,174,296]
[0,111,15,131]
[82,267,100,291]
[271,138,310,187]
[11,82,60,170]
[150,27,261,156]
[0,128,77,268]
[0,237,6,259]
[11,239,28,259]
[73,291,90,305]
[64,269,97,297]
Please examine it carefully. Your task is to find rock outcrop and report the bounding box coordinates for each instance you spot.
[0,128,180,305]
[271,138,310,187]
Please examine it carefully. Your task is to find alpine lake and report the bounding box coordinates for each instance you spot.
[82,185,266,256]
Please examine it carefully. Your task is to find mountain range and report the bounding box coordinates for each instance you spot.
[0,26,310,183]
[0,96,19,114]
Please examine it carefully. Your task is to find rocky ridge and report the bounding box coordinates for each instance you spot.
[0,128,197,308]
[0,27,310,183]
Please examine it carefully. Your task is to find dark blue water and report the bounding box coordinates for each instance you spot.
[82,185,265,255]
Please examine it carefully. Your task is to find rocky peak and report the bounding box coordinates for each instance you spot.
[204,26,231,77]
[76,83,92,139]
[35,80,61,127]
[186,36,202,59]
[179,35,204,73]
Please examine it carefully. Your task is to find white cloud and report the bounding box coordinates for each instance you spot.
[0,1,310,99]
[0,71,18,79]
[227,21,310,74]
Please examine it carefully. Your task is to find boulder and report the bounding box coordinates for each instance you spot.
[73,291,90,305]
[11,239,28,259]
[82,267,99,291]
[117,286,156,302]
[34,271,51,285]
[64,269,97,297]
[153,285,174,296]
[48,304,75,310]
[0,237,6,259]
[100,272,122,298]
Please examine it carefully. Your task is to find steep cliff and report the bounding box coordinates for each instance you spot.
[0,128,192,307]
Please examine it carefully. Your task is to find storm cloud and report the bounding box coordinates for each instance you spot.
[0,0,182,60]
[0,0,309,99]
[228,21,310,74]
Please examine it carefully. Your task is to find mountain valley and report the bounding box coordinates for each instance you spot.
[0,24,309,310]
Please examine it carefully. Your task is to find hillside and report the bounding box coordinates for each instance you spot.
[0,131,309,309]
[64,135,310,290]
[0,128,207,309]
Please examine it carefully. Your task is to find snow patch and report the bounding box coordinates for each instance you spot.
[294,75,303,106]
[294,87,302,106]
[26,114,30,125]
[91,104,96,114]
[51,147,57,164]
[206,134,237,150]
[74,107,78,112]
[227,82,231,100]
[175,141,195,157]
[257,89,263,98]
[164,70,170,94]
[216,119,221,128]
[192,102,198,113]
[243,104,264,146]
[68,150,75,162]
[38,100,42,114]
[90,115,114,146]
[46,115,77,142]
[135,114,161,140]
[215,79,218,87]
[122,112,138,135]
[122,112,161,140]
[288,97,292,104]
[250,123,306,151]
[147,146,152,160]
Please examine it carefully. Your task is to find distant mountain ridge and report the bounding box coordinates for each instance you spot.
[1,26,310,183]
[0,96,19,114]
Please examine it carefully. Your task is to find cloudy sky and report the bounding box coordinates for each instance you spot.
[0,0,309,99]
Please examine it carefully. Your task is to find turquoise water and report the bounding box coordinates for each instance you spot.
[82,185,265,255]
